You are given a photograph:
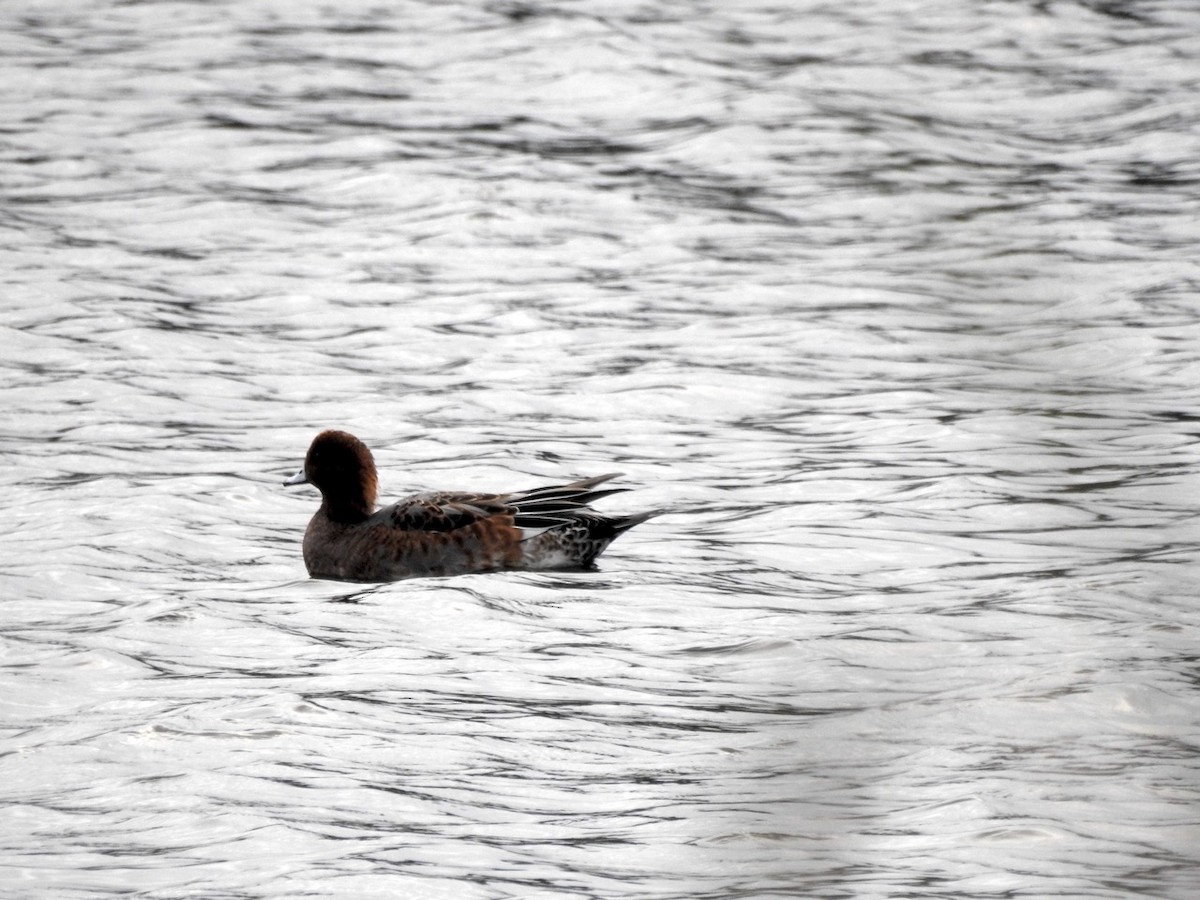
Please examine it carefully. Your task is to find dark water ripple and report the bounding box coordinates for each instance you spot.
[3,1,1200,898]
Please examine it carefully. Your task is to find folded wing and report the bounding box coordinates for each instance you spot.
[384,474,626,534]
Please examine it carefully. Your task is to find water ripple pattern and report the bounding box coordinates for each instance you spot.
[2,2,1199,898]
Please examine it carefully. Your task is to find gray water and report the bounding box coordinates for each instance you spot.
[3,1,1200,898]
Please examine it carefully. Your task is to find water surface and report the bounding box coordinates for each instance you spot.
[3,1,1200,898]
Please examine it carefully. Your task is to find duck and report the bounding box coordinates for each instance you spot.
[284,429,655,581]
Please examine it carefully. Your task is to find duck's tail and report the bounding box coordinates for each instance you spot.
[511,474,659,569]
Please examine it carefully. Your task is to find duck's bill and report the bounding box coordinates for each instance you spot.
[284,469,308,486]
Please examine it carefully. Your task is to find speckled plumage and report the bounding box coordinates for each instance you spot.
[285,430,654,582]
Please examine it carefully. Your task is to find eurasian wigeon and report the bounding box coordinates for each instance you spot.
[284,430,655,581]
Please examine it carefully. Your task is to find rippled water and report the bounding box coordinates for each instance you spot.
[4,1,1200,897]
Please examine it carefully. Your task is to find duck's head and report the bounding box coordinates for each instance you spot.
[285,429,378,522]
